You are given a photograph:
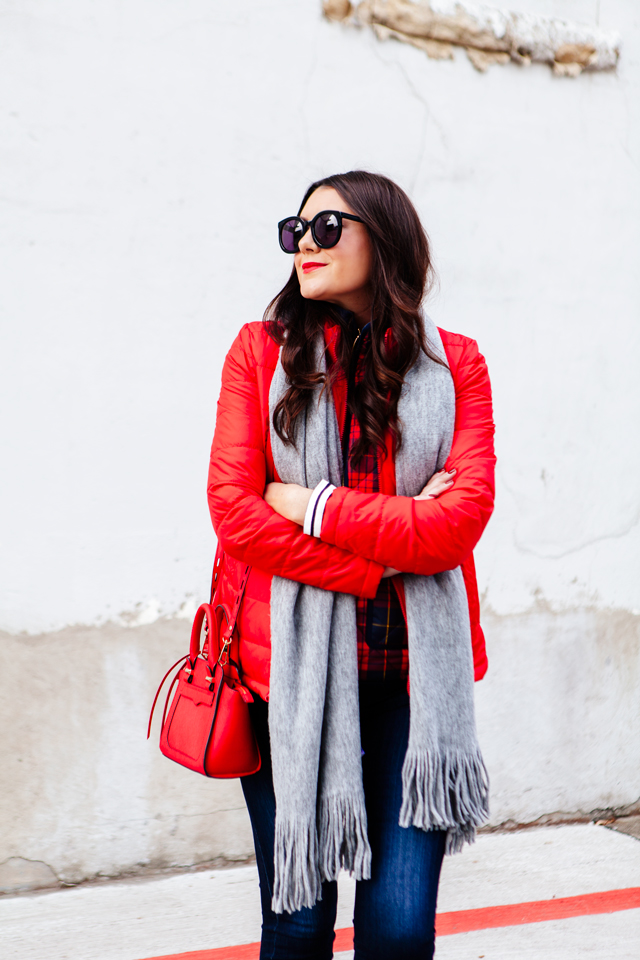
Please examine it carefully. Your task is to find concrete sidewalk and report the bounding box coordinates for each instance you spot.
[1,823,639,960]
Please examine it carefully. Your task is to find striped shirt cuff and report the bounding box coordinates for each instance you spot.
[303,480,336,538]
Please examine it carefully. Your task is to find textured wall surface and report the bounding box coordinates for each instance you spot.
[336,0,620,75]
[1,0,638,888]
[0,622,252,891]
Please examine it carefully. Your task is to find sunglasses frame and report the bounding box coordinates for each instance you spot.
[277,209,365,254]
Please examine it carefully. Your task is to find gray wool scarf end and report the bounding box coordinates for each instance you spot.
[268,316,489,914]
[272,795,372,915]
[400,747,490,855]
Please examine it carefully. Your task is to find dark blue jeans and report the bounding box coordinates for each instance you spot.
[241,683,446,959]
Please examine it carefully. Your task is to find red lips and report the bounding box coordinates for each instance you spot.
[302,262,327,274]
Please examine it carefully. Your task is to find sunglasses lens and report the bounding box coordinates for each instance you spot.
[314,212,341,248]
[280,218,303,253]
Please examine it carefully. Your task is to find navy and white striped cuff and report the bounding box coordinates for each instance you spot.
[303,480,336,538]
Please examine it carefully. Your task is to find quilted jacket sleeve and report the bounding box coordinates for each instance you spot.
[207,324,384,598]
[319,338,496,575]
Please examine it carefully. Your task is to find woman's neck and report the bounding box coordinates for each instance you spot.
[329,289,372,329]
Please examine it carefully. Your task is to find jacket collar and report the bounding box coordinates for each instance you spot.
[324,310,394,368]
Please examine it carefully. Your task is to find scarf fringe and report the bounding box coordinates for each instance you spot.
[318,794,372,883]
[399,748,490,854]
[271,816,320,915]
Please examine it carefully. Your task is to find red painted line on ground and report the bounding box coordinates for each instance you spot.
[140,886,640,960]
[142,949,259,960]
[435,886,640,934]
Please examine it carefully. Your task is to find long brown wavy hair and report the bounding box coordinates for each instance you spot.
[264,170,444,463]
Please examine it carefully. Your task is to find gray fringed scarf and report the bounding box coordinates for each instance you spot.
[268,316,489,915]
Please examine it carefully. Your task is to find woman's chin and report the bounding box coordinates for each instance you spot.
[299,282,328,301]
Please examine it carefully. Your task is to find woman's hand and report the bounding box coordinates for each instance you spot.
[265,482,401,580]
[413,468,456,501]
[381,471,456,578]
[264,472,454,575]
[264,482,313,526]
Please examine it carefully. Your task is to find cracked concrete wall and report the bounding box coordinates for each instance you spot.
[1,0,639,888]
[324,1,621,76]
[0,621,253,891]
[475,607,640,824]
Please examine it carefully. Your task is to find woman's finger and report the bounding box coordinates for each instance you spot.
[414,477,455,500]
[264,482,286,511]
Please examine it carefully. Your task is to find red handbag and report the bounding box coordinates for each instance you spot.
[147,557,261,778]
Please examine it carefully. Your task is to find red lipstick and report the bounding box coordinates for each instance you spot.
[302,262,327,274]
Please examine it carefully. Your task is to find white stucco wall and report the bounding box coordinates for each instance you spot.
[1,0,638,887]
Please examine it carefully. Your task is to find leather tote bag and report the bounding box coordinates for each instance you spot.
[147,558,261,778]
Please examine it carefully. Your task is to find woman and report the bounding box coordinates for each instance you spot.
[208,171,495,959]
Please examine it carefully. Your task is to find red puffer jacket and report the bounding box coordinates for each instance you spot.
[208,320,496,701]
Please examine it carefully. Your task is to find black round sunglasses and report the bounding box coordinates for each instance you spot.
[278,209,365,254]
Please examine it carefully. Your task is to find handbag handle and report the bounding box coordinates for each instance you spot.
[147,553,252,740]
[146,611,217,742]
[146,608,216,742]
[189,603,216,662]
[190,602,237,679]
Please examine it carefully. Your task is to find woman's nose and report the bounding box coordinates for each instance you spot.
[298,225,319,253]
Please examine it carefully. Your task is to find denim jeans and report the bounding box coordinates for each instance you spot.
[241,683,446,959]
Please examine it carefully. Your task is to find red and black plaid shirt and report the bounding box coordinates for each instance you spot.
[344,328,409,684]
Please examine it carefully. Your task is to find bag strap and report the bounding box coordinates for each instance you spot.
[147,654,189,739]
[222,562,251,641]
[214,561,251,677]
[209,543,225,603]
[205,547,251,670]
